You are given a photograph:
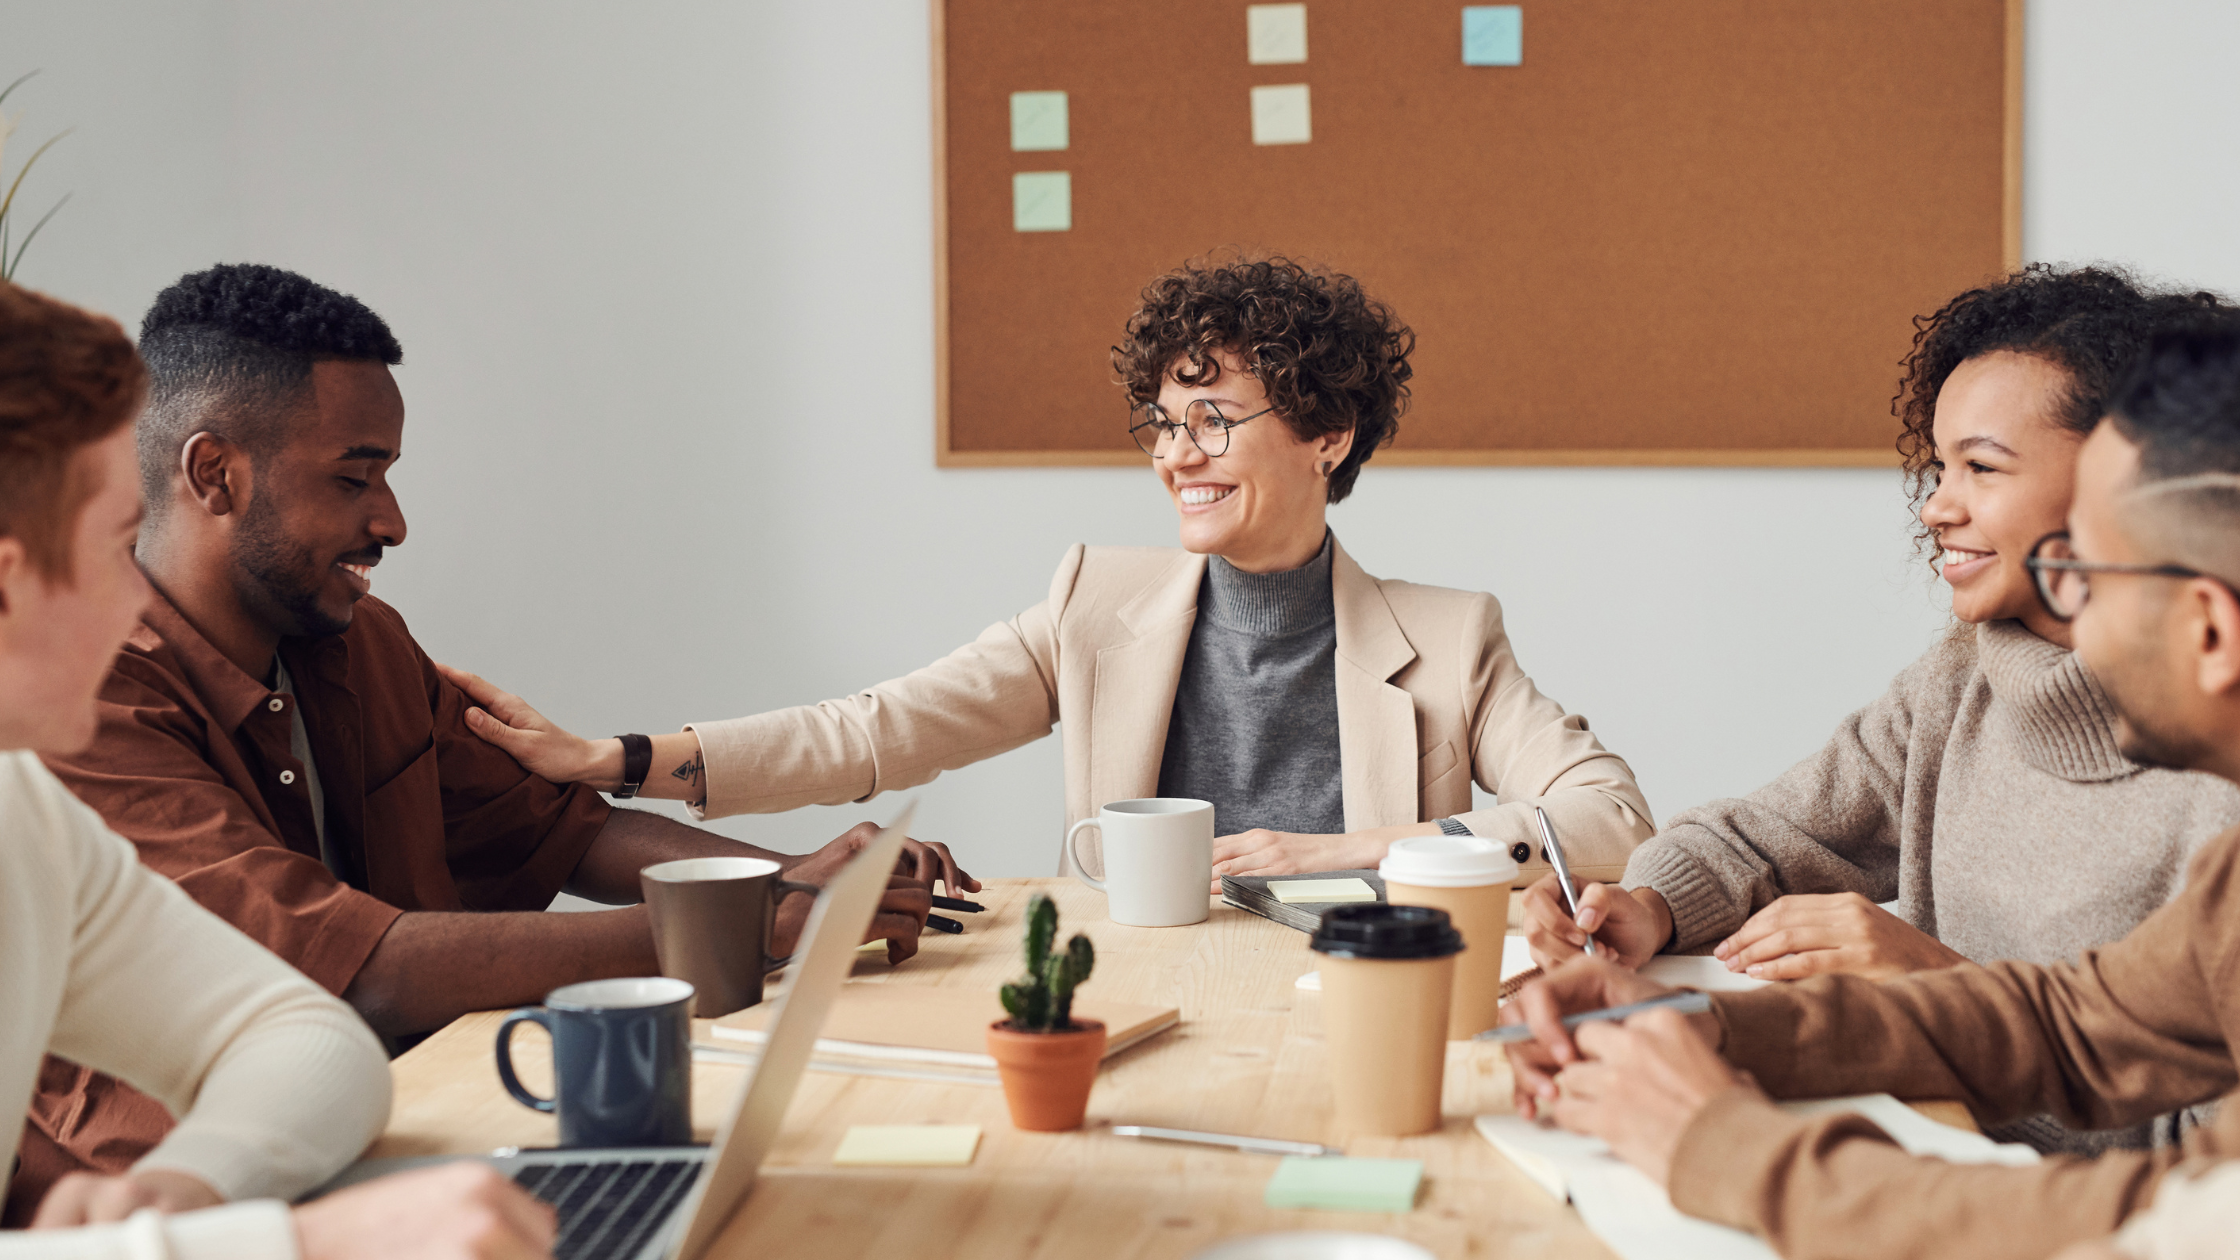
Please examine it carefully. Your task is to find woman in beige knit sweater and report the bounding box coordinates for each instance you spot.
[1521,266,2240,1152]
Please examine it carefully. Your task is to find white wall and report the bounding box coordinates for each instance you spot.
[7,1,2235,877]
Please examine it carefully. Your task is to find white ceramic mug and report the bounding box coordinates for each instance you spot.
[1067,798,1214,927]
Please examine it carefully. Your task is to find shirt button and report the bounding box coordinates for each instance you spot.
[268,697,285,712]
[279,770,297,785]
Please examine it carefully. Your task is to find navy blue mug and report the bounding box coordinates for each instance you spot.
[495,977,695,1148]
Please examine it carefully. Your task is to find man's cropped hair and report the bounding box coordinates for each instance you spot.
[136,263,401,509]
[2107,313,2240,588]
[0,282,147,581]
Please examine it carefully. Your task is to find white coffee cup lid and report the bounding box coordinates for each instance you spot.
[1379,834,1518,887]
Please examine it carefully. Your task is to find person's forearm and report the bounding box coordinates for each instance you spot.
[564,805,788,902]
[341,907,659,1036]
[1353,821,1441,865]
[576,731,705,801]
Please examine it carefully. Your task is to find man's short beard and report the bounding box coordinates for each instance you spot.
[231,490,349,639]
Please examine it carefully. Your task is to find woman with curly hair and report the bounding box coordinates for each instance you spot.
[452,256,1656,888]
[1519,264,2240,1154]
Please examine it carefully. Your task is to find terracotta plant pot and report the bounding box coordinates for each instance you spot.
[985,1018,1107,1131]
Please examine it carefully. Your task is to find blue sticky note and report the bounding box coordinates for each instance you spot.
[1462,6,1522,66]
[1264,1157,1424,1213]
[1010,91,1068,152]
[1012,171,1071,232]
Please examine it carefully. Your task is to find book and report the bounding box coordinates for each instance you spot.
[1220,870,1387,932]
[708,981,1179,1070]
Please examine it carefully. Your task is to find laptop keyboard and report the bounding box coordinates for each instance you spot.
[514,1158,700,1260]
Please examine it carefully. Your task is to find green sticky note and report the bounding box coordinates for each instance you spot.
[1264,1156,1424,1213]
[1462,6,1522,66]
[1010,91,1069,151]
[1012,171,1071,232]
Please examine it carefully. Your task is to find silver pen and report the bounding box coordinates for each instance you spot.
[1111,1125,1339,1158]
[1535,806,1596,958]
[1473,989,1713,1043]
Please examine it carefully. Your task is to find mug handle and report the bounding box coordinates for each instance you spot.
[495,1008,557,1113]
[1067,817,1106,891]
[764,878,822,969]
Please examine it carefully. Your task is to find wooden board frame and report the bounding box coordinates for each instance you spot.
[932,0,2025,469]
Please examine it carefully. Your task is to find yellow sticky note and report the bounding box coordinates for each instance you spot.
[833,1124,982,1167]
[856,939,888,954]
[1249,83,1311,146]
[1246,4,1308,65]
[1269,877,1375,904]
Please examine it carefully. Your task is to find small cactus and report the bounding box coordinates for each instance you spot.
[998,893,1096,1032]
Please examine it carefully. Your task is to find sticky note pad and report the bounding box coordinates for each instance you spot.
[1462,6,1523,66]
[1268,877,1376,904]
[1246,3,1308,64]
[832,1124,982,1167]
[1249,83,1312,146]
[1012,171,1071,232]
[1009,91,1068,151]
[1264,1156,1424,1213]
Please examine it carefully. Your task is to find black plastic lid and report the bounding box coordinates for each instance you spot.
[1308,903,1464,960]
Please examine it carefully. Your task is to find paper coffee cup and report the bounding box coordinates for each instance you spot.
[1310,904,1464,1136]
[1380,835,1519,1039]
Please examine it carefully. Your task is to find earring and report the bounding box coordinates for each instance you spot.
[1319,461,1333,477]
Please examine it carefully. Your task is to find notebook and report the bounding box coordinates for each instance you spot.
[1221,870,1387,932]
[709,982,1179,1070]
[1476,1095,2038,1260]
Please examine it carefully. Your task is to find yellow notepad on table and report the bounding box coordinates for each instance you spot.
[710,982,1180,1070]
[833,1124,981,1167]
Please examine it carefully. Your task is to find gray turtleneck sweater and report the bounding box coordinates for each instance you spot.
[1623,618,2240,1153]
[1157,537,1344,836]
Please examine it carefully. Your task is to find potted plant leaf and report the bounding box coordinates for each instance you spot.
[985,892,1104,1131]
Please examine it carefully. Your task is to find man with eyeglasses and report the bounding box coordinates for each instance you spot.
[1496,317,2240,1260]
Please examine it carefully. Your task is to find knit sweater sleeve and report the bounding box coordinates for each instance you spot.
[1660,827,2240,1260]
[35,763,392,1205]
[1619,632,1965,950]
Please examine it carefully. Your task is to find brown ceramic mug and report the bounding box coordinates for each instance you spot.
[639,856,819,1017]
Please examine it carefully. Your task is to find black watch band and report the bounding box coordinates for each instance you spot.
[613,733,653,799]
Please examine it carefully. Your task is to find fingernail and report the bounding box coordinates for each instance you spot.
[1578,909,1599,931]
[1746,964,1764,977]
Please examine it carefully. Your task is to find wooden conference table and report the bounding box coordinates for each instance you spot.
[376,878,1968,1259]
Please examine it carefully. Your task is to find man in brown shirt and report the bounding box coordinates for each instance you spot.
[1502,318,2240,1259]
[14,263,973,1218]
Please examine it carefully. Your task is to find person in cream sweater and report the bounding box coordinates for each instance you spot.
[0,279,553,1257]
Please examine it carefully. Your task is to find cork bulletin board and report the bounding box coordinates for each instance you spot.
[932,0,2021,467]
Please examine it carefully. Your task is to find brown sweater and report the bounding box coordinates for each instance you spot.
[1669,823,2240,1260]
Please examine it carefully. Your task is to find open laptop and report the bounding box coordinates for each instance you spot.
[315,803,914,1260]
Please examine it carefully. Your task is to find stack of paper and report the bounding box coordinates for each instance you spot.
[1222,870,1387,932]
[1476,1096,2039,1260]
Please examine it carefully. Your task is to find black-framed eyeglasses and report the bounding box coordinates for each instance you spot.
[2024,530,2217,622]
[1127,399,1275,459]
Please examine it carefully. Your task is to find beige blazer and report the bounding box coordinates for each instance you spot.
[689,537,1654,883]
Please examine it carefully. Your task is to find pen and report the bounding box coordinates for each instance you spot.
[1472,989,1713,1043]
[1111,1125,1340,1158]
[1535,806,1596,958]
[930,895,985,913]
[926,913,964,934]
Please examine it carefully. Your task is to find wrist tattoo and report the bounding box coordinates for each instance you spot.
[669,752,704,790]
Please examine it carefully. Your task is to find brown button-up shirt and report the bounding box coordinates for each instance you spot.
[11,589,610,1217]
